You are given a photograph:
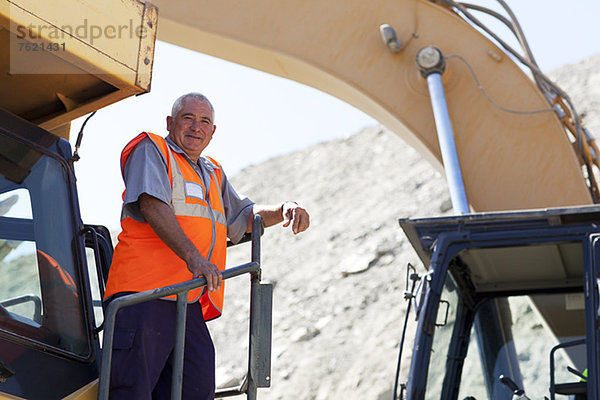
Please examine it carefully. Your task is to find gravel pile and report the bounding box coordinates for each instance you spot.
[208,54,600,399]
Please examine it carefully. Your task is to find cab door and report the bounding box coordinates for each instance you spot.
[0,111,100,399]
[585,234,600,400]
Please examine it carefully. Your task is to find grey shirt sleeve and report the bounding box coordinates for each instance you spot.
[121,137,172,221]
[219,169,255,244]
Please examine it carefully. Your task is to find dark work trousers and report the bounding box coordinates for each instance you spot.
[106,294,215,400]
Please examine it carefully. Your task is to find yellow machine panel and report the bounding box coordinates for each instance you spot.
[0,0,157,138]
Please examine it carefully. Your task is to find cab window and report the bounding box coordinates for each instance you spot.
[0,151,89,358]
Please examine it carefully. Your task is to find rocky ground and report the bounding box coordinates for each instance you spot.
[208,54,600,399]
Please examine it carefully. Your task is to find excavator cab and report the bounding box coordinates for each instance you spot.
[398,206,600,400]
[0,109,104,399]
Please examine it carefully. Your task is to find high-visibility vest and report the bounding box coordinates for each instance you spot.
[104,132,228,320]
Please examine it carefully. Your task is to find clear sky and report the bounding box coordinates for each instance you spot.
[69,0,600,231]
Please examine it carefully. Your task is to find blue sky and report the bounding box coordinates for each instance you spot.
[69,0,600,230]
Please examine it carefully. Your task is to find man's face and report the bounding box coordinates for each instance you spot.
[166,99,216,162]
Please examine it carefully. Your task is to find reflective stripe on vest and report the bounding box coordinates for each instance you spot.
[104,132,228,320]
[169,147,227,227]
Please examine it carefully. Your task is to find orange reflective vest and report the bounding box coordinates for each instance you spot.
[104,132,228,320]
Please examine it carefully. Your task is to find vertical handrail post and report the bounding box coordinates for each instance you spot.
[98,302,118,400]
[247,275,260,400]
[251,215,262,265]
[171,292,188,400]
[247,215,262,400]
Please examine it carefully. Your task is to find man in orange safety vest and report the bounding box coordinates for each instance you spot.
[104,92,310,400]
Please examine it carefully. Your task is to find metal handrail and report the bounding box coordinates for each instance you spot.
[98,215,264,400]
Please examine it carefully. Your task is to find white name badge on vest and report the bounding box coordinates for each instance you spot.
[184,181,206,201]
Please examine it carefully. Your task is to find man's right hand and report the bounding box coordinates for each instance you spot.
[186,253,223,292]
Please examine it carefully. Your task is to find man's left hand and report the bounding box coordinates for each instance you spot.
[282,202,310,234]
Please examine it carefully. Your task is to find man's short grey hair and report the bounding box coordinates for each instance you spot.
[171,93,215,120]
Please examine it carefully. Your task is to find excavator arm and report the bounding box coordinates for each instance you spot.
[153,0,593,211]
